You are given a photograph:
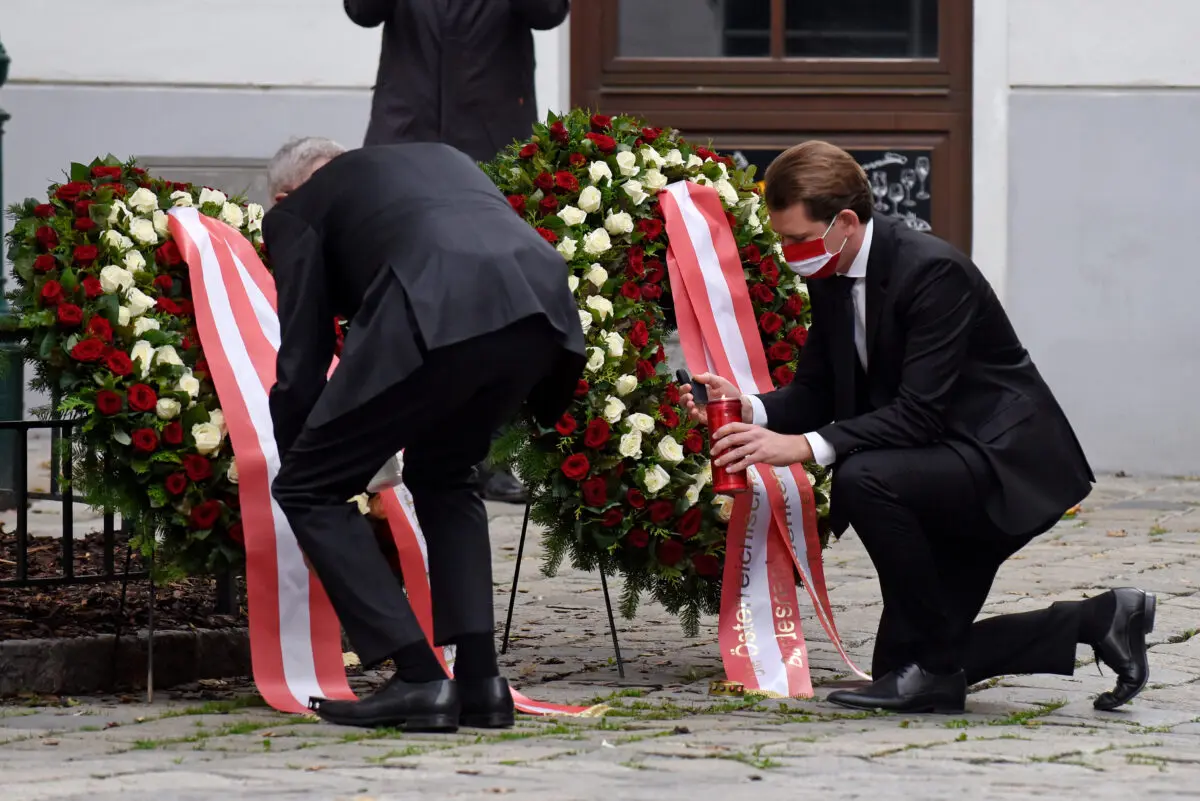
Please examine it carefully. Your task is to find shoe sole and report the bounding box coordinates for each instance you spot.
[827,697,964,715]
[315,709,460,733]
[460,711,517,729]
[1094,591,1156,712]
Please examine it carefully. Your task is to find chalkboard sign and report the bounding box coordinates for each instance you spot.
[729,147,933,234]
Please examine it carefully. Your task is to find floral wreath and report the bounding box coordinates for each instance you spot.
[484,111,832,632]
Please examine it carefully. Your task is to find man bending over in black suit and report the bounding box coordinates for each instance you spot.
[263,138,584,730]
[682,141,1153,714]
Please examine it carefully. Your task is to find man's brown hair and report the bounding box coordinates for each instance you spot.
[763,141,873,224]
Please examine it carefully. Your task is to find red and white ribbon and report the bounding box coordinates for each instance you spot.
[169,208,604,717]
[659,182,869,695]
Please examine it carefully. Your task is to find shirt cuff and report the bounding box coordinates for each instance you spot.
[746,394,768,427]
[804,431,837,466]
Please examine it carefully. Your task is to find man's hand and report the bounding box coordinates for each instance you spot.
[681,372,751,426]
[711,422,813,473]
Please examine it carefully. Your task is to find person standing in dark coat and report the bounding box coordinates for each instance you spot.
[345,0,571,503]
[263,138,584,730]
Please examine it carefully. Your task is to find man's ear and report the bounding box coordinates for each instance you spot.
[273,191,288,205]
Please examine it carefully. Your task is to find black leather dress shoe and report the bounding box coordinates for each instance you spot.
[1093,587,1156,711]
[477,467,530,504]
[309,676,460,732]
[826,663,967,714]
[458,676,516,728]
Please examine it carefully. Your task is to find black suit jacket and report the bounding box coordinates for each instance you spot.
[757,214,1094,537]
[262,142,586,455]
[345,0,570,163]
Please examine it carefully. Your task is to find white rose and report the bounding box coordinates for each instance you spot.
[749,215,764,234]
[618,430,643,459]
[805,472,817,487]
[626,413,655,434]
[558,205,588,226]
[656,435,685,465]
[577,185,603,213]
[698,462,712,485]
[220,202,245,229]
[793,276,808,295]
[227,458,240,484]
[622,180,648,205]
[117,306,131,327]
[191,422,223,456]
[664,149,685,167]
[556,237,578,259]
[170,190,194,208]
[585,295,613,320]
[152,210,170,237]
[154,345,183,367]
[128,187,159,215]
[715,179,739,207]
[687,154,705,168]
[107,200,130,225]
[615,374,638,396]
[588,161,613,184]
[209,409,226,434]
[129,340,154,375]
[640,148,665,168]
[124,249,147,273]
[695,175,712,187]
[713,494,734,522]
[577,309,592,334]
[198,187,227,207]
[101,230,128,251]
[716,161,729,178]
[615,151,640,178]
[602,396,626,424]
[154,398,181,420]
[568,275,580,293]
[604,331,624,358]
[246,203,265,232]
[741,193,761,213]
[132,317,160,336]
[642,169,669,191]
[586,347,605,373]
[126,287,154,317]
[604,211,634,236]
[99,265,134,294]
[177,371,201,398]
[642,465,671,495]
[585,263,608,288]
[684,483,701,508]
[129,217,158,245]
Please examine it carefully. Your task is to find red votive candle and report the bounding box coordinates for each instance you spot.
[708,397,749,496]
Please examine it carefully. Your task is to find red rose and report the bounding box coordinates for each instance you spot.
[177,299,194,317]
[693,554,721,577]
[54,181,90,202]
[548,120,570,144]
[155,241,182,266]
[637,219,663,239]
[162,421,183,445]
[561,453,590,481]
[696,147,716,162]
[636,359,657,380]
[581,475,608,507]
[539,194,559,214]
[82,277,103,298]
[626,247,645,278]
[33,204,55,218]
[95,390,123,415]
[90,165,123,180]
[585,132,616,153]
[156,296,181,315]
[658,539,685,566]
[153,274,173,292]
[759,312,784,335]
[56,303,83,327]
[759,258,780,286]
[644,259,665,283]
[740,244,762,264]
[518,143,539,159]
[590,114,612,131]
[626,528,650,548]
[601,508,624,528]
[534,172,554,192]
[131,427,159,453]
[750,283,774,304]
[726,212,738,230]
[195,358,209,376]
[786,326,809,348]
[654,343,666,364]
[684,429,704,454]
[658,405,680,428]
[574,379,589,397]
[767,342,794,362]
[228,522,244,544]
[73,245,99,266]
[40,280,64,305]
[641,127,663,141]
[536,228,557,244]
[172,181,190,191]
[507,194,526,214]
[109,184,128,198]
[35,227,59,250]
[783,294,806,318]
[189,499,222,529]
[165,472,188,495]
[640,284,662,301]
[87,316,113,343]
[620,281,641,300]
[583,418,611,449]
[569,153,587,167]
[555,413,577,436]
[183,454,213,482]
[773,365,795,386]
[554,171,579,193]
[73,217,95,232]
[676,507,702,539]
[649,499,675,523]
[226,491,241,511]
[624,489,646,509]
[127,383,158,412]
[33,254,56,272]
[70,338,106,362]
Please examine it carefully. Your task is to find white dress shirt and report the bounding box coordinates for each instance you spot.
[746,219,874,467]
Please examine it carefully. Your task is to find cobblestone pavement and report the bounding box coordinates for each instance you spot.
[3,474,1200,800]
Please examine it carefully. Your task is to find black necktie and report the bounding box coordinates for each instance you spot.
[832,277,858,419]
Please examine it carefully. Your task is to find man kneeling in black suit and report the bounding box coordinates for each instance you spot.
[683,141,1153,714]
[263,137,584,730]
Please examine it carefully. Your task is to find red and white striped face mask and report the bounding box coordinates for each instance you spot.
[782,218,847,279]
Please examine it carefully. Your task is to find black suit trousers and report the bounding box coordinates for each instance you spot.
[271,316,559,667]
[832,444,1080,682]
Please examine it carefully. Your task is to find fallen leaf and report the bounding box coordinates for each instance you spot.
[304,765,326,772]
[42,739,60,746]
[343,652,362,669]
[457,769,481,776]
[1107,530,1128,538]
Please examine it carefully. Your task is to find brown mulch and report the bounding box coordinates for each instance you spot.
[0,530,246,641]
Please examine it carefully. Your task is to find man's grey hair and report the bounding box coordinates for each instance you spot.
[267,136,346,198]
